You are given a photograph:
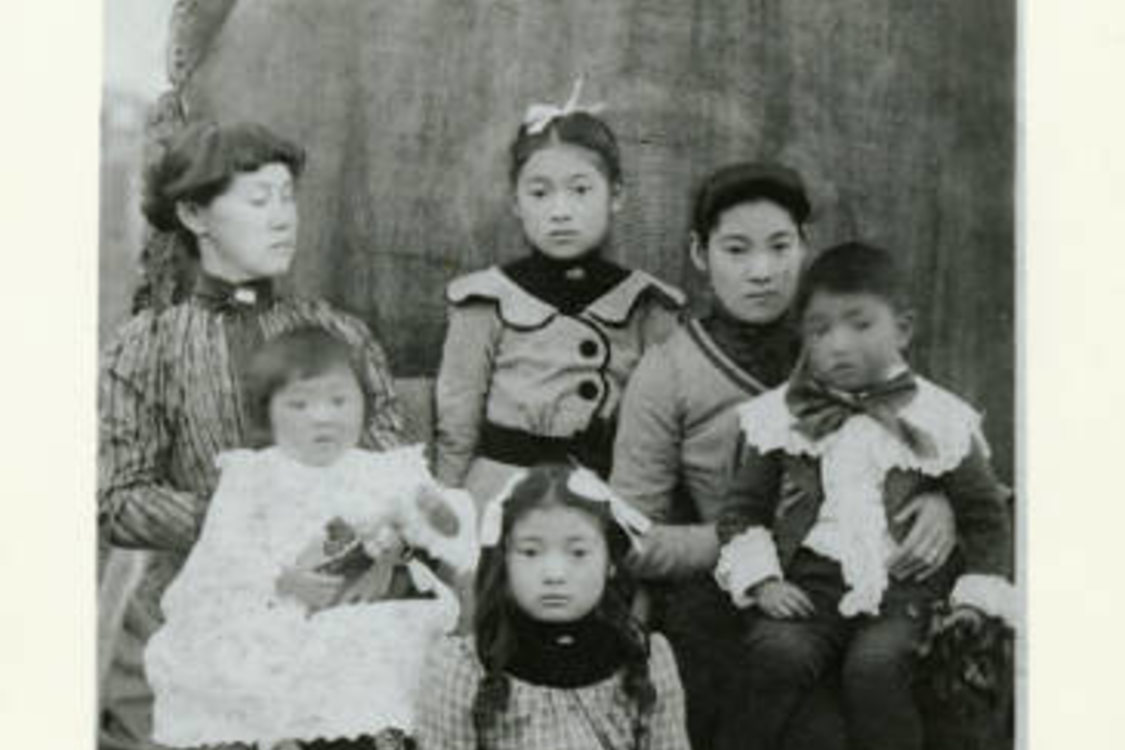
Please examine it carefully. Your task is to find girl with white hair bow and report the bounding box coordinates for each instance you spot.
[433,78,686,511]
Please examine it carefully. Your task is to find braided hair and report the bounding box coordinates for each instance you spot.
[471,464,656,745]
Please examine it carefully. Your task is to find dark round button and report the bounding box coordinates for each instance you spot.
[579,339,599,358]
[578,380,600,401]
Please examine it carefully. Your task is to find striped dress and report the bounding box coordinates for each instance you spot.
[98,274,404,750]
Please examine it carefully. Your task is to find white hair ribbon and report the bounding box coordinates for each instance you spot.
[522,75,606,135]
[478,469,531,548]
[566,467,652,548]
[478,465,651,549]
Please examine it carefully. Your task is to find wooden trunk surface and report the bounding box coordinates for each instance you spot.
[183,0,1015,479]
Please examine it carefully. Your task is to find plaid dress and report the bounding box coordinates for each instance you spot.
[415,634,690,750]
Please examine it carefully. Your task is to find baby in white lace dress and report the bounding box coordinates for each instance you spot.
[144,327,476,749]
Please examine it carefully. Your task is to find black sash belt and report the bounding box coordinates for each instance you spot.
[478,420,616,478]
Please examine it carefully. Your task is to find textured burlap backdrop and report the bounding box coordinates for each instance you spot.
[162,0,1014,478]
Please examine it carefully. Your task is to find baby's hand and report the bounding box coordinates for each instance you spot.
[275,566,344,613]
[353,521,406,559]
[323,517,359,555]
[752,579,816,619]
[414,485,460,538]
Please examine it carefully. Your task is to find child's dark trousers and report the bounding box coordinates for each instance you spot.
[737,548,952,750]
[658,573,846,750]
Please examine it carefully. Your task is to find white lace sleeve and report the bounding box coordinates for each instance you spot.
[714,527,783,608]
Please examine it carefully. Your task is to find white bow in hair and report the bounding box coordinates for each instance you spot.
[522,75,606,135]
[478,466,651,549]
[478,469,530,549]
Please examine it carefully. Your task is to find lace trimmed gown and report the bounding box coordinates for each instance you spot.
[145,446,473,748]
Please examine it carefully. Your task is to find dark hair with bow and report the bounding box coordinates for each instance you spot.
[471,463,655,743]
[509,111,622,187]
[794,241,912,319]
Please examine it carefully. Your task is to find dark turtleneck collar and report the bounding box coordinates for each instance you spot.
[700,300,800,389]
[505,609,628,688]
[501,251,630,316]
[192,272,277,314]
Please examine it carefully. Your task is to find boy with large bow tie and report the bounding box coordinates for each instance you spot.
[713,242,1015,750]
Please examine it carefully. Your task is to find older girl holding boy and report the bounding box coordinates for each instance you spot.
[611,162,961,750]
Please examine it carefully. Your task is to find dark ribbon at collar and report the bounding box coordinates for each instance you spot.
[501,251,629,315]
[505,609,627,688]
[192,273,276,314]
[700,302,800,388]
[785,365,937,458]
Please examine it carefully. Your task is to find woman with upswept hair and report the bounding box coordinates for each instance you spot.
[98,120,404,750]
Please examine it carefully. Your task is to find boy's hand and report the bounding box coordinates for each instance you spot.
[752,579,816,619]
[275,567,344,612]
[889,492,956,581]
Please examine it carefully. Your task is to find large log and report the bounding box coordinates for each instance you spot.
[178,0,1014,480]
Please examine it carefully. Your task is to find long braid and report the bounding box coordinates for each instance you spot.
[471,546,517,736]
[597,557,656,748]
[472,668,512,739]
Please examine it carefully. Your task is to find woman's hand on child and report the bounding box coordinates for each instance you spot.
[275,566,345,612]
[888,491,956,581]
[752,579,816,619]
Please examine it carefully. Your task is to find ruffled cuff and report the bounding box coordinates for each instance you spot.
[713,527,782,608]
[950,573,1018,628]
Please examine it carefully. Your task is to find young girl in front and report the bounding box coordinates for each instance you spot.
[434,80,685,507]
[145,327,477,750]
[415,463,691,750]
[714,242,1016,750]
